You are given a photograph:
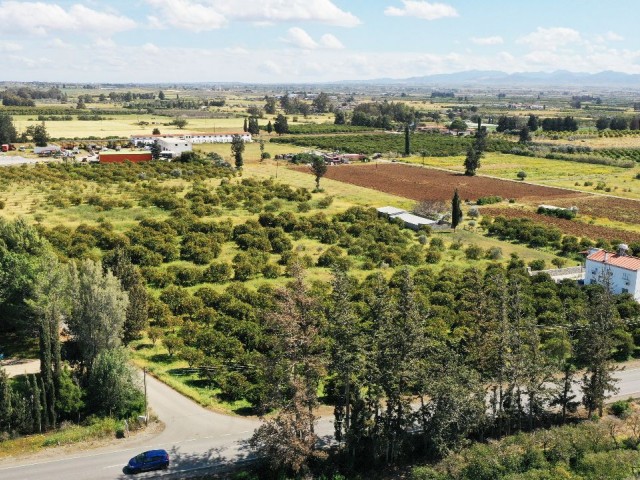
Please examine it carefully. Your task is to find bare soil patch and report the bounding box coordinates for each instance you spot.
[296,163,584,203]
[481,206,640,244]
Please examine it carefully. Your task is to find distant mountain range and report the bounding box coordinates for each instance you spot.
[342,70,640,88]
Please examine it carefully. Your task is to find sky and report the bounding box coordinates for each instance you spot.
[1,0,640,83]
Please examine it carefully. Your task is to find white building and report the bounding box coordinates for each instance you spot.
[131,132,252,146]
[394,213,436,231]
[376,206,407,218]
[584,246,640,301]
[156,138,192,158]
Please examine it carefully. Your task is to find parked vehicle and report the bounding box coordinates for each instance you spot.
[126,449,169,474]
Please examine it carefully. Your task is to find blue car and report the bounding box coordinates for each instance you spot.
[127,449,170,474]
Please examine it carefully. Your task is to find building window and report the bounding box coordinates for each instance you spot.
[622,288,629,294]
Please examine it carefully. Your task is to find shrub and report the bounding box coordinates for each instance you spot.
[609,399,632,418]
[425,249,441,264]
[262,263,280,279]
[317,246,345,267]
[465,244,483,260]
[261,152,271,159]
[537,206,576,220]
[317,196,334,209]
[297,201,311,212]
[517,170,527,180]
[203,262,234,283]
[430,237,445,251]
[528,259,546,271]
[476,195,502,205]
[485,246,503,260]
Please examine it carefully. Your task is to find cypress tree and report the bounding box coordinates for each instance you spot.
[404,124,410,155]
[39,375,49,431]
[0,369,12,433]
[31,375,42,433]
[451,189,463,232]
[39,317,56,428]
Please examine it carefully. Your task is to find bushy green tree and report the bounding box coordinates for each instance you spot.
[87,347,143,418]
[231,134,245,169]
[67,259,129,370]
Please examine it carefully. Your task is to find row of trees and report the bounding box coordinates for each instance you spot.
[0,220,146,438]
[250,263,628,476]
[596,116,640,131]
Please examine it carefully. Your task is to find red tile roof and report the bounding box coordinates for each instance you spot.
[587,249,640,271]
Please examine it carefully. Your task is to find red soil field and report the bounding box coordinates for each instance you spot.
[298,163,583,203]
[481,207,640,244]
[551,195,640,226]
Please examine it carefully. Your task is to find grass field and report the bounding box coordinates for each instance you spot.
[11,113,336,140]
[131,340,254,415]
[404,152,640,200]
[0,417,125,460]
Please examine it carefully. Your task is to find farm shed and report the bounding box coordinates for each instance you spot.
[99,152,152,163]
[394,213,436,231]
[376,206,406,218]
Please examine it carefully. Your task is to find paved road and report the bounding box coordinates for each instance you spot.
[3,365,640,479]
[0,373,265,479]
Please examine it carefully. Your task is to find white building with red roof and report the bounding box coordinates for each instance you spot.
[130,132,251,146]
[585,246,640,301]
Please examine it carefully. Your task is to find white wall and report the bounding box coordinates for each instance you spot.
[585,259,640,301]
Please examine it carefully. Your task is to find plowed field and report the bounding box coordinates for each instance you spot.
[551,195,640,225]
[298,163,584,202]
[481,207,640,244]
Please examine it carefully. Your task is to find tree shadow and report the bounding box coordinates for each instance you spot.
[117,442,256,478]
[134,343,153,351]
[149,353,173,364]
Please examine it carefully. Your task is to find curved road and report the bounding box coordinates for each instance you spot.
[0,373,264,479]
[2,366,640,479]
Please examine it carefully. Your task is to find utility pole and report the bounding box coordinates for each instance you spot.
[143,367,148,426]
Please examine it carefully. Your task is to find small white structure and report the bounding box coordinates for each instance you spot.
[376,206,406,218]
[156,138,192,158]
[584,246,640,301]
[394,213,436,231]
[376,206,437,230]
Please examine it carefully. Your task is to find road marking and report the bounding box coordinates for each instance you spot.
[0,446,143,471]
[104,464,123,469]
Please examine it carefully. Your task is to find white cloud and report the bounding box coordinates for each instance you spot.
[50,38,71,49]
[281,28,345,50]
[225,46,250,55]
[320,33,345,49]
[0,1,136,35]
[605,31,624,41]
[145,0,227,31]
[384,1,458,20]
[145,0,360,31]
[282,27,318,49]
[93,38,116,49]
[142,43,160,54]
[517,27,581,49]
[0,41,22,52]
[471,36,503,46]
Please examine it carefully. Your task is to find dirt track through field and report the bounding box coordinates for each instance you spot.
[297,163,585,203]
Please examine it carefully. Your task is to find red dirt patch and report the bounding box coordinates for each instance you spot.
[297,163,584,202]
[481,206,640,244]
